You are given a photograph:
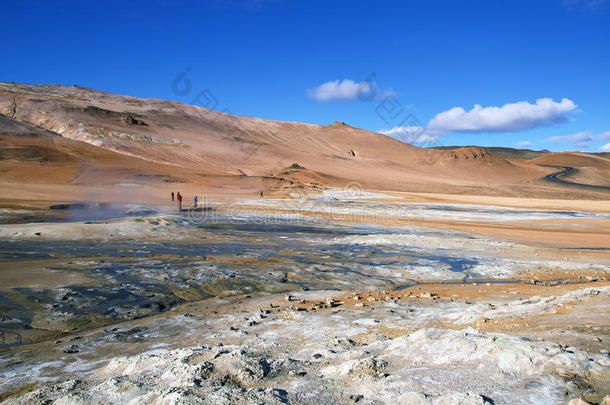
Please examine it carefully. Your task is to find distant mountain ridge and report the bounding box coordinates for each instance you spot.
[431,146,552,160]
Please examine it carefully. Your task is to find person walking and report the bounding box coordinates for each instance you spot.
[193,195,198,208]
[177,192,182,211]
[171,191,174,201]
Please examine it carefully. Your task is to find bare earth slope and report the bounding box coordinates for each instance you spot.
[530,152,610,188]
[0,82,609,201]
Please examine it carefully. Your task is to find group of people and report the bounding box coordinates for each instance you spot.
[171,190,263,211]
[171,191,197,211]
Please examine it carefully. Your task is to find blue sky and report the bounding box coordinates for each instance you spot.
[3,0,610,152]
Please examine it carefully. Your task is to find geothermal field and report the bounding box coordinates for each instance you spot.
[0,83,608,405]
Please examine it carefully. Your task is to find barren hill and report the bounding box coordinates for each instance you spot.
[433,145,551,160]
[0,82,609,204]
[529,152,610,188]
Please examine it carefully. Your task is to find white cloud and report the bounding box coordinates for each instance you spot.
[545,131,593,145]
[307,79,369,102]
[544,131,610,149]
[378,126,437,145]
[516,141,533,148]
[307,79,394,102]
[598,143,610,152]
[426,98,577,136]
[374,98,578,147]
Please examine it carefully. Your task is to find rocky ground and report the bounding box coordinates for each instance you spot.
[0,195,609,404]
[2,286,609,404]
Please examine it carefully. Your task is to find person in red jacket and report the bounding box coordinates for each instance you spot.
[177,192,182,211]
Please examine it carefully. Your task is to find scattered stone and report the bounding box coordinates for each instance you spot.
[63,344,79,353]
[349,394,364,402]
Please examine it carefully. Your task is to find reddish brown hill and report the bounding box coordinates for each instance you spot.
[1,82,607,200]
[530,151,610,170]
[529,152,610,188]
[0,114,197,186]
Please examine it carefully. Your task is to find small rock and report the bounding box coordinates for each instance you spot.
[63,344,80,353]
[349,394,364,403]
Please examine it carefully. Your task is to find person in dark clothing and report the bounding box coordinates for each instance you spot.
[171,191,175,201]
[193,195,198,207]
[260,191,263,198]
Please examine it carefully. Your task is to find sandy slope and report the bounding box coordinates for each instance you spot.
[4,81,608,204]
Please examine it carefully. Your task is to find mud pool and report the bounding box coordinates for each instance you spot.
[0,218,497,346]
[1,210,605,348]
